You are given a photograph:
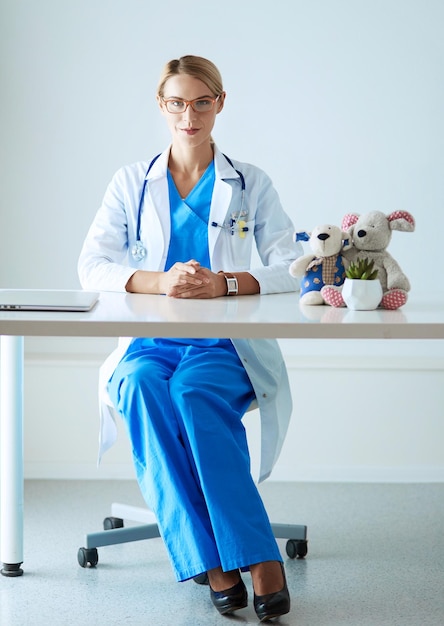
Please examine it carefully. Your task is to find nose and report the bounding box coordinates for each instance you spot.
[317,233,330,241]
[181,105,196,126]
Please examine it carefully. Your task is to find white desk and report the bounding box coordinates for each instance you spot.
[1,291,443,576]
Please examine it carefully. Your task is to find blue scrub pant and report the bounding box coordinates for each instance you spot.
[107,338,282,581]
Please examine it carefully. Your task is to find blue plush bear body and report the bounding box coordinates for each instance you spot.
[300,254,346,296]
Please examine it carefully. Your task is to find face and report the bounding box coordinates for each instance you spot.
[158,74,225,148]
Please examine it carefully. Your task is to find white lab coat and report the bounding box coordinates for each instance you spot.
[78,145,302,482]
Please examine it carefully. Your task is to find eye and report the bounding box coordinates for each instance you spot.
[194,99,214,111]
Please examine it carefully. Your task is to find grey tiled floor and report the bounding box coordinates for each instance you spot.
[1,481,443,625]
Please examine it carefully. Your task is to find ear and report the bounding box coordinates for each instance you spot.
[294,231,311,242]
[342,213,359,231]
[387,210,415,232]
[217,91,226,114]
[157,95,166,113]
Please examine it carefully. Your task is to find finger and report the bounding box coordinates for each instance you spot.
[175,287,208,299]
[178,271,210,286]
[173,262,199,275]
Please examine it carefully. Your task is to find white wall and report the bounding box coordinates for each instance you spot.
[1,0,443,481]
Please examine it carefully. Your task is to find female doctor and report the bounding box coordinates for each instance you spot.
[78,55,302,622]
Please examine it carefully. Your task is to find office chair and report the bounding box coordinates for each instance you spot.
[78,401,308,573]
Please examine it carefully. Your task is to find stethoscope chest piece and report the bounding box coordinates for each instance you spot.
[131,240,147,262]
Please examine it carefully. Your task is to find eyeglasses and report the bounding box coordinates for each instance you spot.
[162,95,220,114]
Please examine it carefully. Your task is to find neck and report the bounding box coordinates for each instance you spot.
[169,143,214,176]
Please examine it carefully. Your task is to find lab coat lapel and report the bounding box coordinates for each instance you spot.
[208,148,239,257]
[141,150,170,269]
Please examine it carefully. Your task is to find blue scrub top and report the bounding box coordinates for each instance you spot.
[164,160,214,271]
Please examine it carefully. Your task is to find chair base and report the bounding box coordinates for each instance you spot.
[77,503,308,568]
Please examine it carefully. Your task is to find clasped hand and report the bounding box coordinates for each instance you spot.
[161,260,226,299]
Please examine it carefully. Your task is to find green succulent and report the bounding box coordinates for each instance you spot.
[345,257,379,280]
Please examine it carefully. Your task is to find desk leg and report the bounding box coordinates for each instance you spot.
[0,336,24,576]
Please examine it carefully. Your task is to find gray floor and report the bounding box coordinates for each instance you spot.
[1,481,443,626]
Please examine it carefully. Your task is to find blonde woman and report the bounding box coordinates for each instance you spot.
[78,55,302,621]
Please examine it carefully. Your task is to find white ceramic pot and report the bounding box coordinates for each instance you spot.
[342,278,383,311]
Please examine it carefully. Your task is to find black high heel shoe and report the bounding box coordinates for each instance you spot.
[210,577,248,615]
[253,563,290,622]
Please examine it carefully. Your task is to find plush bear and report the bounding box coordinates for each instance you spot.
[289,224,350,305]
[321,210,415,310]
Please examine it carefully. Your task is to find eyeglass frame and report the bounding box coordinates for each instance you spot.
[161,95,221,114]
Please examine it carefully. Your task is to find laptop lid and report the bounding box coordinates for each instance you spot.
[0,289,99,312]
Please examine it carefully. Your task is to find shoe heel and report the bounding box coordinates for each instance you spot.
[253,563,290,621]
[210,578,248,615]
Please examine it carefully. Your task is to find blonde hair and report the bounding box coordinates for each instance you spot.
[157,55,224,98]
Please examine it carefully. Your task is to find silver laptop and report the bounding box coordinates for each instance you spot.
[0,289,99,312]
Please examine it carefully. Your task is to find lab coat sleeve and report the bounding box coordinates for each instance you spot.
[78,165,142,291]
[243,166,303,294]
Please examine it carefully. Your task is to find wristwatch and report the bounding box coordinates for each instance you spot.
[219,272,238,295]
[225,275,238,295]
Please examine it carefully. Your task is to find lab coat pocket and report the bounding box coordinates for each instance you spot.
[226,219,255,270]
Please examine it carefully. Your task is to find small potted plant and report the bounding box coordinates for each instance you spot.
[342,257,383,310]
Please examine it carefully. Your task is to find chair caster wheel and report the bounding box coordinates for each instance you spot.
[103,516,124,530]
[77,547,99,568]
[286,539,308,559]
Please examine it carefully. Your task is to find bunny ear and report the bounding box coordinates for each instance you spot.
[387,210,415,232]
[295,231,311,242]
[342,213,359,230]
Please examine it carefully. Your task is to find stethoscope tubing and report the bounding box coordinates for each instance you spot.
[135,153,161,251]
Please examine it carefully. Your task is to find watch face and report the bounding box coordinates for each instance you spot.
[227,277,238,294]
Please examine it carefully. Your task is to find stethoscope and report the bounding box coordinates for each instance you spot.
[131,153,247,261]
